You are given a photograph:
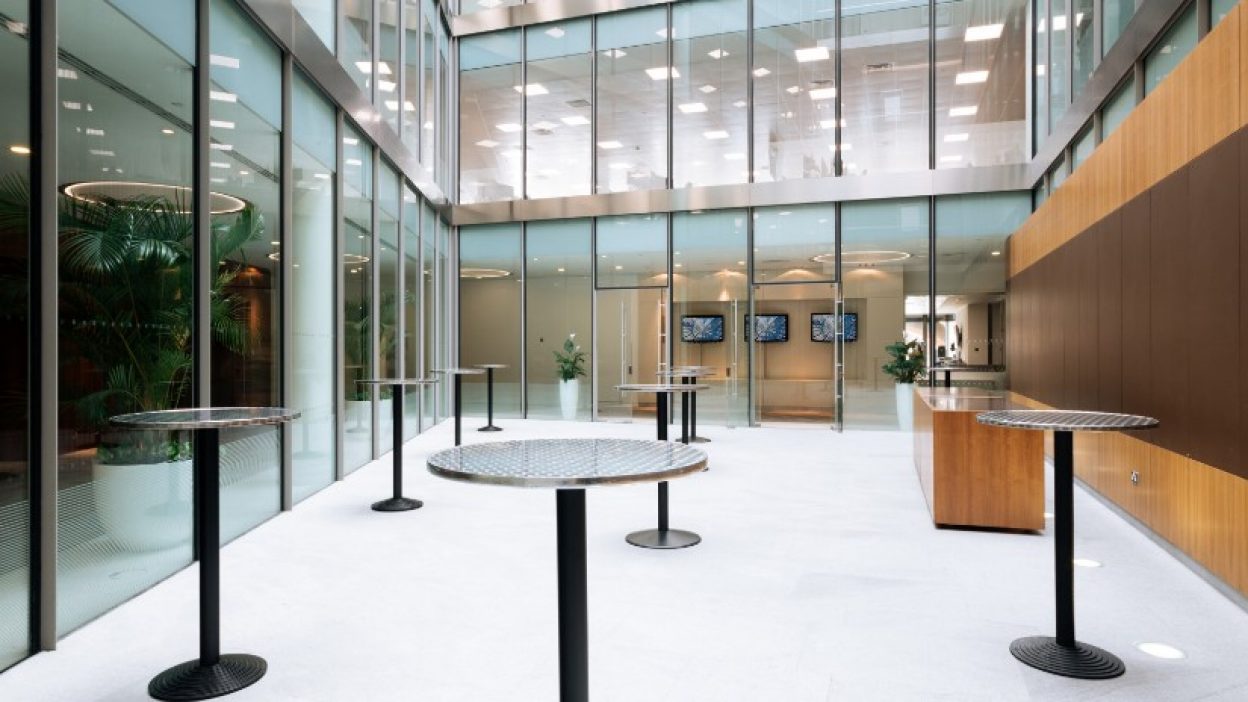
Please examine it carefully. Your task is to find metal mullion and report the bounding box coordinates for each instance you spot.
[334,110,346,481]
[370,147,381,460]
[746,0,754,183]
[372,0,381,108]
[666,3,673,189]
[1092,0,1103,65]
[589,218,598,421]
[399,0,408,143]
[745,208,755,426]
[1067,0,1075,110]
[1197,0,1211,37]
[193,0,211,564]
[520,222,528,418]
[280,52,294,511]
[833,201,843,430]
[521,26,529,199]
[927,196,937,382]
[32,0,58,652]
[590,15,598,195]
[928,0,936,170]
[833,0,842,176]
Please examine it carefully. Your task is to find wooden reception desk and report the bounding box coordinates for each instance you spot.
[913,387,1045,531]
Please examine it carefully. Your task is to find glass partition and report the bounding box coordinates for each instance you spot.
[1048,0,1069,128]
[526,220,592,419]
[1035,0,1049,140]
[377,165,401,453]
[459,224,523,417]
[752,204,836,284]
[421,0,436,183]
[526,20,592,199]
[422,203,438,429]
[1072,125,1095,170]
[752,282,839,425]
[460,29,523,203]
[402,187,421,440]
[596,213,669,288]
[1072,0,1094,96]
[1103,0,1137,56]
[1144,6,1197,95]
[1101,75,1135,138]
[403,0,421,150]
[340,0,373,92]
[596,7,669,192]
[294,0,335,50]
[596,287,669,421]
[291,72,337,503]
[343,126,374,473]
[378,0,401,133]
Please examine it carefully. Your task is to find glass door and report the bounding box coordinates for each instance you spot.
[594,288,668,421]
[750,282,842,429]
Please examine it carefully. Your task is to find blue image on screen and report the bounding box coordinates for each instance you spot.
[682,315,724,343]
[843,313,858,342]
[811,313,858,342]
[747,314,788,343]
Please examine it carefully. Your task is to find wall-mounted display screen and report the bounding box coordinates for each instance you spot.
[812,313,858,342]
[745,314,789,343]
[681,315,725,343]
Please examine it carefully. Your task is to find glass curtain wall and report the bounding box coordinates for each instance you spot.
[752,0,837,182]
[1035,0,1049,140]
[421,0,437,184]
[402,187,421,439]
[596,7,669,193]
[1048,0,1069,127]
[1072,0,1094,95]
[1144,5,1197,95]
[210,0,282,543]
[403,0,422,150]
[340,0,373,93]
[437,218,452,412]
[1102,75,1135,138]
[295,0,335,49]
[459,29,522,202]
[1103,0,1138,56]
[935,0,1028,168]
[672,211,749,427]
[343,126,374,473]
[459,224,522,417]
[672,0,750,187]
[56,0,195,635]
[377,165,401,453]
[291,72,338,503]
[422,203,438,428]
[526,20,592,199]
[525,220,592,419]
[841,199,929,429]
[379,0,401,133]
[0,0,28,671]
[841,0,930,173]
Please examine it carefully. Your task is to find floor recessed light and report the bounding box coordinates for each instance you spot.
[1137,642,1185,659]
[1073,558,1102,568]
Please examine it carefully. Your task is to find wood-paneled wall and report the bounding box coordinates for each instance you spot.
[1006,4,1248,599]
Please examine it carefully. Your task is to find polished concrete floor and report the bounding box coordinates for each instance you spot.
[2,418,1247,701]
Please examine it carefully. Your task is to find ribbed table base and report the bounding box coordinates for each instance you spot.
[1009,636,1125,680]
[148,654,267,701]
[625,528,701,550]
[371,496,423,512]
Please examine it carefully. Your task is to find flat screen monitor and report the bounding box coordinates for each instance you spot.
[745,314,789,343]
[811,313,857,342]
[681,315,724,343]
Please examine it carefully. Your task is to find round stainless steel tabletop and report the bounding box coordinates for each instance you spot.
[427,438,707,489]
[357,377,441,386]
[475,363,509,369]
[616,383,709,393]
[109,407,300,430]
[976,410,1159,432]
[433,368,487,375]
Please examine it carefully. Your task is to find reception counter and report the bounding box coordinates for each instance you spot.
[913,387,1045,531]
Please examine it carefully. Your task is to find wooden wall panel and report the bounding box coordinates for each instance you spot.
[1189,10,1241,156]
[1147,166,1191,454]
[1120,193,1152,422]
[1096,211,1123,413]
[1075,229,1099,410]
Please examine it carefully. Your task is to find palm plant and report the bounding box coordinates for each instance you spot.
[554,334,587,381]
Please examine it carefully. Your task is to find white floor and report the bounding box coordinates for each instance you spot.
[3,419,1247,701]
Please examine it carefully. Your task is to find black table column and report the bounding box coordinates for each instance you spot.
[556,489,589,702]
[373,388,422,512]
[480,367,502,432]
[626,389,700,550]
[454,373,463,447]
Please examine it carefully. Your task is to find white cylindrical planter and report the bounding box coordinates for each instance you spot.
[895,382,915,432]
[559,379,579,420]
[93,459,193,551]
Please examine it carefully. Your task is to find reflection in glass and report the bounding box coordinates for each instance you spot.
[460,30,522,203]
[56,0,195,636]
[1144,7,1197,96]
[752,0,836,181]
[378,0,401,133]
[935,0,1028,168]
[1072,0,1094,96]
[595,288,668,421]
[1072,125,1094,170]
[672,0,749,187]
[753,204,836,284]
[422,204,438,429]
[840,199,929,429]
[526,220,592,419]
[422,0,437,184]
[1101,75,1135,139]
[460,224,522,417]
[340,0,373,92]
[596,213,669,288]
[1035,0,1049,141]
[1048,0,1069,127]
[294,0,335,50]
[343,126,373,473]
[403,187,421,440]
[842,0,929,173]
[527,20,592,199]
[753,283,838,425]
[377,165,401,453]
[403,0,422,150]
[0,0,28,670]
[1103,0,1138,56]
[596,7,669,192]
[291,72,337,503]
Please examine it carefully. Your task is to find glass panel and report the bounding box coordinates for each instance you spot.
[1103,0,1137,55]
[842,0,930,174]
[437,218,452,413]
[422,204,437,429]
[752,203,836,284]
[1144,6,1198,95]
[462,0,524,13]
[403,0,421,150]
[753,283,838,425]
[343,127,373,473]
[935,0,1029,168]
[291,110,337,502]
[840,198,929,430]
[460,224,522,417]
[526,20,592,199]
[1049,154,1068,188]
[421,0,436,185]
[1101,75,1135,138]
[437,28,450,191]
[340,0,372,92]
[1072,0,1094,96]
[1072,125,1095,169]
[1213,0,1237,27]
[459,29,522,203]
[672,0,750,187]
[377,165,401,453]
[596,7,669,193]
[56,0,195,635]
[935,192,1028,376]
[525,220,592,420]
[1034,0,1049,142]
[378,0,401,133]
[672,210,749,428]
[1035,180,1049,207]
[295,0,335,49]
[596,213,669,288]
[595,288,668,421]
[402,187,421,440]
[0,0,28,670]
[1049,0,1069,127]
[752,0,837,182]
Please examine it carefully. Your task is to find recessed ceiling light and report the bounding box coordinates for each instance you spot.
[161,128,176,135]
[85,128,105,136]
[1035,64,1047,76]
[62,101,81,110]
[678,102,708,114]
[794,46,831,63]
[345,158,363,166]
[477,0,502,7]
[1137,642,1185,659]
[723,153,745,161]
[1051,15,1068,31]
[808,87,837,101]
[708,49,729,59]
[210,161,230,169]
[786,85,801,95]
[964,23,1004,42]
[378,80,397,93]
[557,267,565,272]
[342,137,359,146]
[733,100,747,108]
[210,54,240,69]
[602,48,627,58]
[513,83,549,96]
[475,139,499,148]
[210,143,233,151]
[674,263,683,268]
[956,70,990,84]
[614,265,623,270]
[384,99,400,111]
[819,119,836,130]
[57,68,77,80]
[460,268,511,279]
[703,130,729,140]
[8,145,30,155]
[991,250,1001,256]
[597,140,623,149]
[376,62,393,76]
[209,90,237,103]
[944,133,970,142]
[700,84,717,93]
[949,105,978,117]
[209,177,226,184]
[496,123,522,133]
[752,67,771,77]
[645,67,679,80]
[1072,558,1102,568]
[314,173,331,179]
[821,250,912,266]
[210,120,235,130]
[354,60,373,74]
[89,149,115,157]
[561,115,591,126]
[545,26,565,38]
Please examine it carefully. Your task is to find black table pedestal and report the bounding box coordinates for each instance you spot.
[556,489,589,702]
[454,374,463,447]
[373,390,422,512]
[626,392,701,550]
[479,367,502,432]
[682,376,710,443]
[1009,430,1124,680]
[149,428,267,701]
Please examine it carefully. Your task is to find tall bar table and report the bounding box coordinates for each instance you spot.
[428,438,707,702]
[357,378,441,511]
[433,368,486,446]
[976,409,1158,680]
[616,383,708,549]
[660,366,715,443]
[109,407,300,701]
[475,363,508,432]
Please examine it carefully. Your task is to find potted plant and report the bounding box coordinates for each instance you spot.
[881,339,926,432]
[553,334,586,421]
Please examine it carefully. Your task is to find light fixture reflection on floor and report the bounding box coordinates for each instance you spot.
[812,250,912,266]
[62,181,246,215]
[1137,642,1186,659]
[1073,558,1102,568]
[460,267,511,279]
